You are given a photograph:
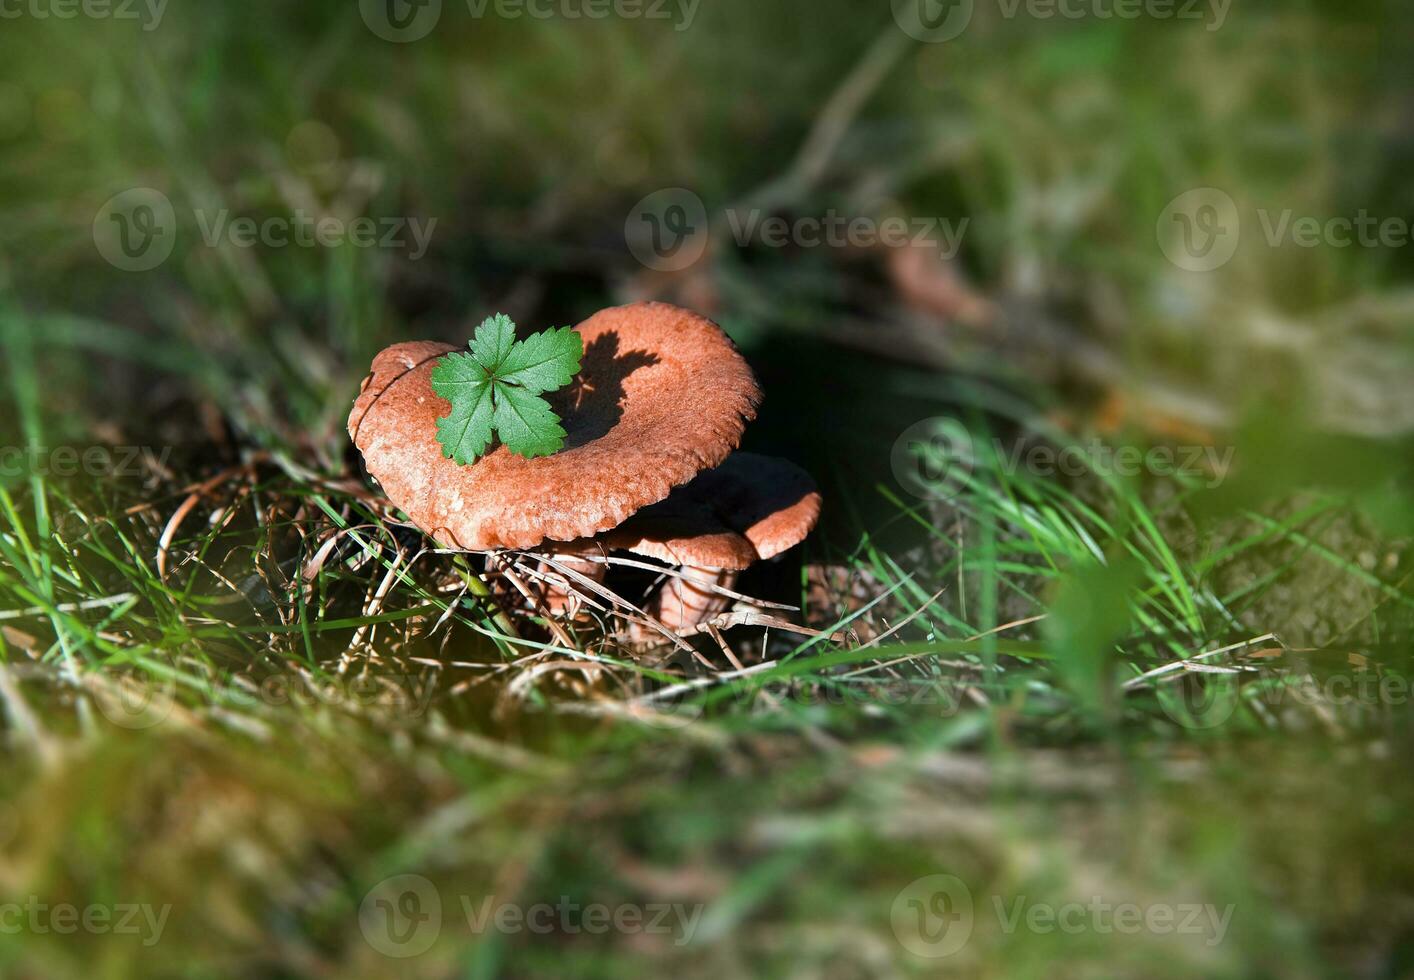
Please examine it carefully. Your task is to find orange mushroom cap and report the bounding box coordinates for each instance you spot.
[348,302,761,551]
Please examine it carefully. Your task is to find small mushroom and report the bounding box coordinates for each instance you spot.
[349,302,823,640]
[605,453,822,632]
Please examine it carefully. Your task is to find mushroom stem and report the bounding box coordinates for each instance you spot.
[648,566,738,632]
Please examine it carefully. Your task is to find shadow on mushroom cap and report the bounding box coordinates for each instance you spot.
[554,333,660,449]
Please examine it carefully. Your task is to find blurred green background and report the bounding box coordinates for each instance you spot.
[0,0,1412,976]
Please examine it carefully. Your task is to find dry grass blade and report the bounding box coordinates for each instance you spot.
[155,462,257,580]
[681,611,847,642]
[494,554,580,650]
[1122,633,1281,691]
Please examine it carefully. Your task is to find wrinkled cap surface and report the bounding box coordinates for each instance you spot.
[348,302,761,550]
[605,453,822,569]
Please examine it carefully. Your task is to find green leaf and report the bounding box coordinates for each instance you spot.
[468,313,517,371]
[496,325,583,394]
[431,314,584,465]
[492,384,567,459]
[429,350,489,397]
[430,354,495,465]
